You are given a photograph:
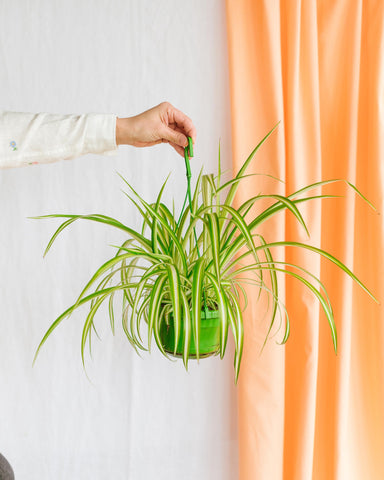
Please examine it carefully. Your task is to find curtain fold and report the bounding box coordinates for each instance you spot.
[226,1,384,479]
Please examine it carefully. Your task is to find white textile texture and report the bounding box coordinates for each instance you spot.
[0,1,236,480]
[0,111,117,168]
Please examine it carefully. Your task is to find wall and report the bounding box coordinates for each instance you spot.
[0,1,237,478]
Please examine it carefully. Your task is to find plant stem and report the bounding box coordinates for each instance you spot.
[184,142,209,316]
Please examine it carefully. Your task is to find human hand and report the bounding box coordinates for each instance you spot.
[116,102,196,156]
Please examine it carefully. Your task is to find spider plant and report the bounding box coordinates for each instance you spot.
[33,126,377,383]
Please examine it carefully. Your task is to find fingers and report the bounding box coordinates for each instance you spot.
[159,102,196,143]
[160,137,187,157]
[160,125,188,151]
[169,108,196,143]
[166,124,193,156]
[165,104,197,145]
[169,142,185,157]
[156,103,196,157]
[118,102,196,157]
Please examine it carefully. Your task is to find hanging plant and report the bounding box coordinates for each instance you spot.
[33,126,377,382]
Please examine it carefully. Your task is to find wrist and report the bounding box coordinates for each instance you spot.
[116,117,136,146]
[116,117,123,146]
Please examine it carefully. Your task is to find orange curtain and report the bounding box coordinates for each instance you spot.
[225,1,384,479]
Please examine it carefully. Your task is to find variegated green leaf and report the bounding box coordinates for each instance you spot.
[181,290,192,370]
[164,264,182,356]
[227,290,244,384]
[206,272,228,358]
[225,123,280,208]
[147,274,167,352]
[191,257,206,361]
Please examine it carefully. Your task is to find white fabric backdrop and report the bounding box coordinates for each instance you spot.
[0,1,237,479]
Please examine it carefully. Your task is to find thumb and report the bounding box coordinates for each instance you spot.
[161,126,188,148]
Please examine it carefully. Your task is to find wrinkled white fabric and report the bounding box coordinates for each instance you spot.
[0,111,117,168]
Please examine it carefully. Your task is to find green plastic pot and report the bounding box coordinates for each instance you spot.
[159,309,221,358]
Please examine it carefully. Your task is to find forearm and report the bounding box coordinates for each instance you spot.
[0,103,196,169]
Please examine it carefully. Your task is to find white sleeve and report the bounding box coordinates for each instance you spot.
[0,111,118,169]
